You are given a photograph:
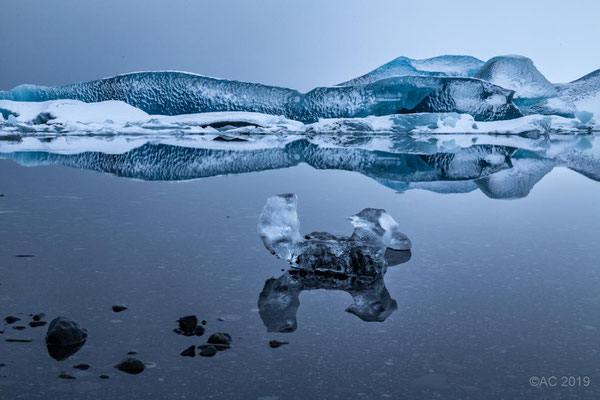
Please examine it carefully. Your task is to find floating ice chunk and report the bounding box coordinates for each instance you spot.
[258,194,410,275]
[257,193,303,262]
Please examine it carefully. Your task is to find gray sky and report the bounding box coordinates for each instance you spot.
[1,0,599,91]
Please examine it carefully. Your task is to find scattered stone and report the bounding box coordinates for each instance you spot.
[0,363,5,367]
[12,326,26,331]
[15,255,34,258]
[180,345,196,357]
[177,315,198,335]
[199,346,217,357]
[199,343,230,352]
[5,339,32,343]
[112,305,128,313]
[207,333,232,346]
[58,373,76,380]
[269,340,289,348]
[99,375,110,379]
[115,358,145,375]
[217,318,224,322]
[29,321,47,328]
[194,326,205,336]
[201,320,207,325]
[33,313,45,322]
[5,316,20,324]
[45,317,88,361]
[127,351,137,355]
[73,364,90,370]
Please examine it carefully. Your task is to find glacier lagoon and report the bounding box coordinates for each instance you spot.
[0,133,599,399]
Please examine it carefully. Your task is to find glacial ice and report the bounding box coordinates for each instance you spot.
[0,71,522,122]
[1,53,600,130]
[338,55,485,86]
[556,69,600,118]
[257,194,410,275]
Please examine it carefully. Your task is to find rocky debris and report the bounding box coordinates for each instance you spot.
[58,373,76,380]
[12,326,26,331]
[32,313,45,322]
[29,321,47,328]
[174,315,205,336]
[5,339,32,343]
[207,333,231,346]
[199,346,217,357]
[180,345,196,357]
[177,315,198,334]
[269,340,289,348]
[45,317,88,361]
[112,305,128,313]
[115,358,145,375]
[73,364,90,370]
[5,316,20,324]
[201,320,207,325]
[99,375,110,379]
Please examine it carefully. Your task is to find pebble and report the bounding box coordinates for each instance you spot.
[269,340,289,348]
[115,358,145,374]
[180,345,196,357]
[73,364,90,370]
[199,346,217,357]
[112,305,128,313]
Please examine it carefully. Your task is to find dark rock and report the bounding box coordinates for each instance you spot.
[73,364,90,370]
[29,321,47,328]
[269,340,289,348]
[127,351,137,355]
[198,343,230,352]
[172,328,183,335]
[199,346,217,357]
[207,332,232,346]
[5,316,20,324]
[201,320,207,325]
[33,313,45,321]
[15,255,34,258]
[217,318,224,321]
[0,363,5,367]
[58,373,76,380]
[12,326,26,331]
[194,326,205,336]
[177,315,198,334]
[99,375,110,379]
[45,317,87,361]
[115,358,144,375]
[5,339,32,343]
[112,305,128,313]
[180,345,195,357]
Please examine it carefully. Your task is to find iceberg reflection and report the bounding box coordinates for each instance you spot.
[0,134,599,199]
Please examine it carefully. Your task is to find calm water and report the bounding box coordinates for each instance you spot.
[0,133,599,399]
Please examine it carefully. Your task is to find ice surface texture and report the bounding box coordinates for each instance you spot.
[0,72,521,122]
[257,194,410,275]
[338,55,485,86]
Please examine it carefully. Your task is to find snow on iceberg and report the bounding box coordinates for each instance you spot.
[0,71,521,122]
[338,55,485,86]
[556,69,600,119]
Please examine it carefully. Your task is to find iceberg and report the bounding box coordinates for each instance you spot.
[556,69,600,119]
[474,55,576,117]
[0,71,522,122]
[338,55,485,86]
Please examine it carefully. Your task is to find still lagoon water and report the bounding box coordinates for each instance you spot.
[0,133,599,399]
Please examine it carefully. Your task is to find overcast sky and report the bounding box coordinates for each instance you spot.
[1,0,599,91]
